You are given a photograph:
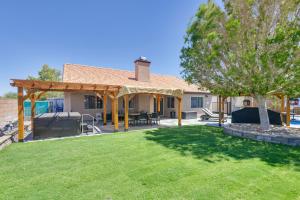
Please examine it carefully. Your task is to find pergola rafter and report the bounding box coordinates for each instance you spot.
[11,79,121,93]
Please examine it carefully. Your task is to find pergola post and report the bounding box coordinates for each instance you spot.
[111,97,115,125]
[103,94,107,125]
[286,96,290,127]
[17,87,24,142]
[157,95,161,113]
[177,97,182,126]
[280,95,285,125]
[124,95,129,131]
[218,95,222,127]
[114,97,119,132]
[30,93,36,135]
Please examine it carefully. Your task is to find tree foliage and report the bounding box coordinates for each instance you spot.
[181,0,300,130]
[28,64,62,99]
[28,64,61,82]
[3,92,17,99]
[181,0,300,97]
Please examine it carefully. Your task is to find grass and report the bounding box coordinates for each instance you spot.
[1,125,300,200]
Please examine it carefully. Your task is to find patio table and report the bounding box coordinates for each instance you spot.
[129,113,152,125]
[129,113,140,126]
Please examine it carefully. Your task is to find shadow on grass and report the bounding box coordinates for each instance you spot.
[145,125,300,169]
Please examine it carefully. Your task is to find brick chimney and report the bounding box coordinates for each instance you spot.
[134,56,151,82]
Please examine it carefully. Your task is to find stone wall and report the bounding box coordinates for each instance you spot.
[0,98,18,127]
[224,125,300,146]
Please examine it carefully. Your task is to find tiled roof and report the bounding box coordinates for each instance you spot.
[63,64,209,93]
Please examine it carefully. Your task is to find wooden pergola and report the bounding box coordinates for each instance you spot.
[11,79,183,142]
[217,94,292,127]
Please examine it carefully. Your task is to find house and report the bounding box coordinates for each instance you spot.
[9,57,288,140]
[63,57,213,119]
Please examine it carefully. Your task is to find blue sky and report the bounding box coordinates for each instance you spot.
[0,0,222,95]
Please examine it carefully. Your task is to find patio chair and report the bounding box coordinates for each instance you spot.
[138,112,148,125]
[200,108,227,121]
[129,116,135,126]
[150,113,160,125]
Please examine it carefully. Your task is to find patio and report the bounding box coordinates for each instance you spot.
[70,115,300,135]
[99,118,209,133]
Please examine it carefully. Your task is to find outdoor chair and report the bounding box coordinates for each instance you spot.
[200,108,227,121]
[138,112,148,125]
[129,116,135,126]
[150,113,160,125]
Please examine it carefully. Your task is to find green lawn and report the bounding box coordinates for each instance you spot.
[1,125,300,200]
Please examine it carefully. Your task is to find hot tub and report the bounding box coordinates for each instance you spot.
[33,112,81,139]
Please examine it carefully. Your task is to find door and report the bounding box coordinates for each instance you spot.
[154,98,164,115]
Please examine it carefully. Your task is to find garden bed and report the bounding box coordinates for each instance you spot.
[224,123,300,146]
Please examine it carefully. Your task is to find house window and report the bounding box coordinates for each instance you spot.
[97,96,103,109]
[84,95,96,109]
[167,97,175,108]
[191,97,203,108]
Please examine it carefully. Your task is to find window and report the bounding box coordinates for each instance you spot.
[167,97,175,108]
[191,97,203,108]
[84,95,96,109]
[97,96,103,109]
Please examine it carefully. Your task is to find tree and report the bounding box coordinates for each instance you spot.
[181,0,300,130]
[3,92,17,99]
[28,64,61,82]
[28,64,62,99]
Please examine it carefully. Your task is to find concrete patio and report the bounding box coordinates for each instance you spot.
[99,118,226,133]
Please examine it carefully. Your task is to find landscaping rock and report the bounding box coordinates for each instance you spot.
[224,124,300,146]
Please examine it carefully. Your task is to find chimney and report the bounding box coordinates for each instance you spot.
[134,56,151,82]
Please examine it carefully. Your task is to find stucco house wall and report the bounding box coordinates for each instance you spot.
[64,92,214,119]
[182,93,213,117]
[64,92,113,116]
[64,92,140,116]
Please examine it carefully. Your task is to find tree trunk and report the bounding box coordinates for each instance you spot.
[255,95,270,131]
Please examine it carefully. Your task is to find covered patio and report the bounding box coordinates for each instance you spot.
[11,79,183,141]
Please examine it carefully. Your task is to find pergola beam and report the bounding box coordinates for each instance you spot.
[11,79,121,93]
